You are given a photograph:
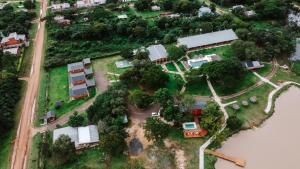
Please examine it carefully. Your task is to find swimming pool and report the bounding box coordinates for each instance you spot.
[189,60,208,69]
[182,122,197,130]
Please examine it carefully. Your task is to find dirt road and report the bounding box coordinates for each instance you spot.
[10,1,47,169]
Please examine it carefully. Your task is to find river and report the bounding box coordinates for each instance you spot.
[215,86,300,169]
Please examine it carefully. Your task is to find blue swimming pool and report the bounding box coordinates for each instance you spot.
[190,60,208,69]
[183,122,197,130]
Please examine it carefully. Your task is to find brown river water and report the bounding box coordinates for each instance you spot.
[215,86,300,169]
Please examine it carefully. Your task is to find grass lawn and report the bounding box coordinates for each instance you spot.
[185,79,212,96]
[254,63,272,77]
[28,135,128,169]
[188,45,233,59]
[214,71,259,96]
[165,62,178,72]
[93,55,130,80]
[177,61,186,72]
[128,7,161,19]
[271,68,300,84]
[168,128,207,169]
[225,84,273,128]
[166,74,184,93]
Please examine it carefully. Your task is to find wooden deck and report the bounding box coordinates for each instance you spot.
[205,149,246,167]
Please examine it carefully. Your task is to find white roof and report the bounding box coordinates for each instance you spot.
[147,44,168,62]
[177,29,238,49]
[1,32,26,44]
[53,125,99,148]
[118,14,128,19]
[3,47,19,55]
[198,6,212,16]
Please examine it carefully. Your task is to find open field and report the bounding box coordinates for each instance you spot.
[271,68,300,84]
[225,84,273,128]
[188,45,233,59]
[215,71,258,96]
[166,74,184,93]
[185,79,212,96]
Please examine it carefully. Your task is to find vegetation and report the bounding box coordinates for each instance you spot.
[68,112,85,127]
[129,89,153,109]
[144,117,170,145]
[52,135,76,165]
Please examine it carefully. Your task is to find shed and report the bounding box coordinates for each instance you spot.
[44,111,56,124]
[242,61,264,70]
[147,44,168,63]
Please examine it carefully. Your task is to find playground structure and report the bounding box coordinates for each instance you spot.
[205,149,246,167]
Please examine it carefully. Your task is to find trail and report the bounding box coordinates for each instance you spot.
[10,1,47,169]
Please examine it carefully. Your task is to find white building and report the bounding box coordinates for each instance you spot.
[151,5,161,11]
[198,6,213,17]
[51,3,71,11]
[187,54,220,69]
[53,125,99,150]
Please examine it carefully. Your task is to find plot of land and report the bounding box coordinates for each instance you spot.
[225,84,273,128]
[165,62,178,72]
[185,79,212,96]
[188,45,233,59]
[166,74,184,93]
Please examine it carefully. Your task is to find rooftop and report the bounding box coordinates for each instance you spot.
[177,29,238,49]
[147,44,168,62]
[68,62,84,72]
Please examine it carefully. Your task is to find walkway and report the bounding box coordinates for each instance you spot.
[199,78,229,169]
[264,81,300,114]
[253,72,279,89]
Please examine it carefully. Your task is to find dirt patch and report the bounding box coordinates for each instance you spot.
[94,69,110,92]
[164,139,187,169]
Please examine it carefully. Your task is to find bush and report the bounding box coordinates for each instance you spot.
[130,89,153,109]
[227,116,243,131]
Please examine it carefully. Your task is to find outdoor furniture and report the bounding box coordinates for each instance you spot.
[250,96,257,103]
[232,104,240,110]
[242,101,249,107]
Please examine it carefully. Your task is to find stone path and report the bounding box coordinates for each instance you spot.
[253,72,279,89]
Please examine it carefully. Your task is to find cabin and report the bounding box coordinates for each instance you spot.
[147,44,168,64]
[43,111,56,124]
[53,125,99,150]
[51,3,70,11]
[53,16,71,25]
[177,29,238,50]
[68,62,84,74]
[242,61,264,70]
[1,32,28,49]
[70,84,89,99]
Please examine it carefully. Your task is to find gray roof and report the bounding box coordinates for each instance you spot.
[86,79,96,87]
[69,72,86,83]
[67,62,84,72]
[147,44,168,62]
[84,67,93,75]
[115,60,133,68]
[290,38,300,61]
[70,84,88,97]
[83,58,91,65]
[177,29,238,49]
[53,125,99,148]
[242,61,263,69]
[3,47,19,55]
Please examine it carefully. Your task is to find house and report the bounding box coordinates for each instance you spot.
[177,29,238,50]
[231,5,245,10]
[290,38,300,61]
[51,3,70,11]
[76,0,106,8]
[92,0,106,5]
[242,61,264,70]
[3,47,20,55]
[117,14,128,19]
[68,62,84,74]
[53,16,71,25]
[244,10,256,17]
[115,60,133,68]
[53,125,99,150]
[68,58,95,99]
[151,5,161,11]
[43,111,56,124]
[288,12,300,27]
[147,44,168,63]
[198,6,213,17]
[1,32,28,49]
[70,84,89,99]
[192,101,207,116]
[187,54,221,69]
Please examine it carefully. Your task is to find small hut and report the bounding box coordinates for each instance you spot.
[242,100,249,107]
[129,138,143,156]
[55,100,63,109]
[43,111,56,124]
[232,104,240,110]
[250,96,257,103]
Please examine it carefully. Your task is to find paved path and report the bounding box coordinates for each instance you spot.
[199,79,229,169]
[10,1,47,169]
[264,81,300,113]
[253,71,279,89]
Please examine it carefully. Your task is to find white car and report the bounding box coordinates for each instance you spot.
[151,112,160,117]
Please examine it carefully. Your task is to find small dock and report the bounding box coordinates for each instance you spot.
[205,149,246,167]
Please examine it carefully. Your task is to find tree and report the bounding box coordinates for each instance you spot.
[135,0,152,11]
[144,117,169,145]
[130,89,153,109]
[197,58,246,91]
[24,0,36,10]
[231,40,264,61]
[179,94,196,113]
[121,47,134,60]
[68,112,85,127]
[254,0,290,20]
[167,45,186,61]
[99,126,128,155]
[227,116,243,131]
[154,88,173,107]
[52,135,75,165]
[161,0,173,10]
[123,160,145,169]
[200,102,223,134]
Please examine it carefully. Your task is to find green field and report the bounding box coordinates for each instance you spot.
[215,71,259,96]
[165,62,178,72]
[185,79,212,96]
[255,63,272,77]
[188,45,233,59]
[166,74,184,93]
[225,84,273,128]
[177,61,186,72]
